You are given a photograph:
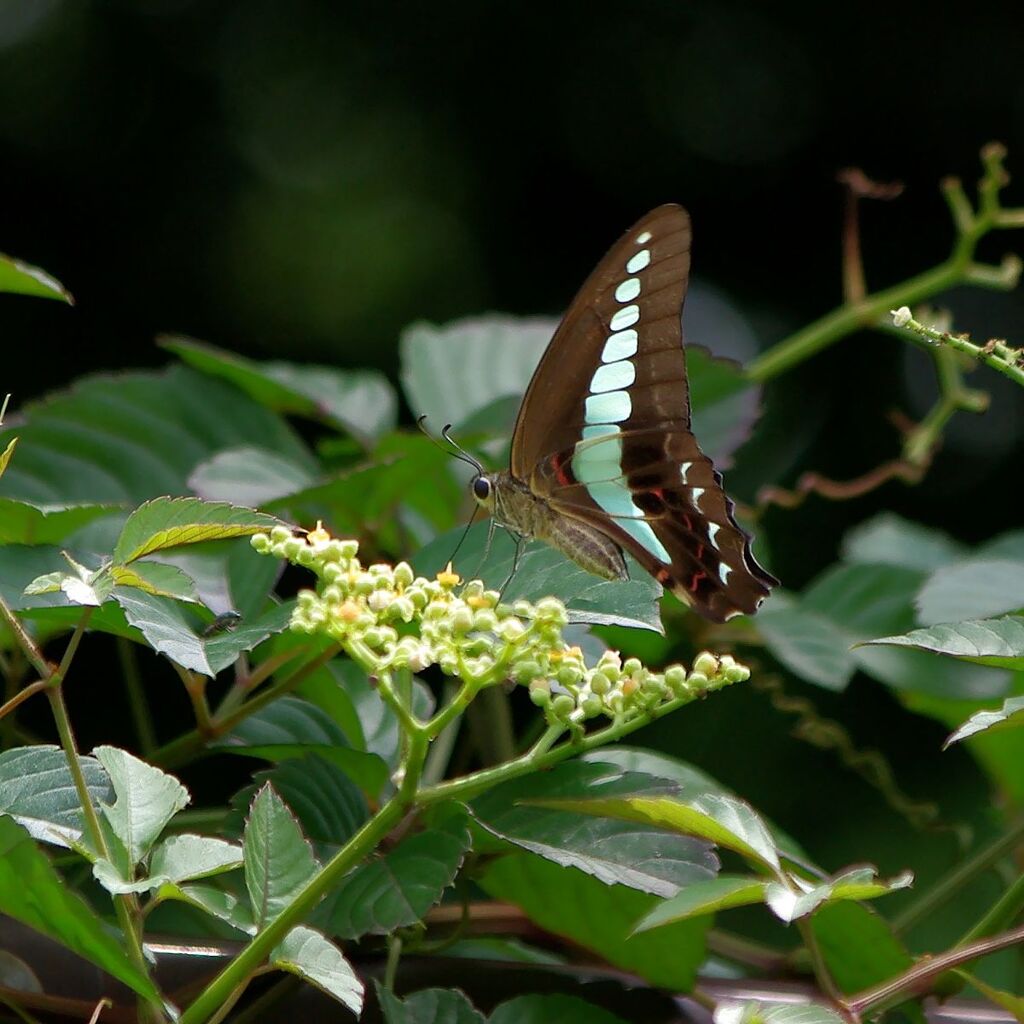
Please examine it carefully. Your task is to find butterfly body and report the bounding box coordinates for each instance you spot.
[472,204,777,622]
[474,470,627,582]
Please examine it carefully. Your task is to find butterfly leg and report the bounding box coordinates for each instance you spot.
[498,532,526,600]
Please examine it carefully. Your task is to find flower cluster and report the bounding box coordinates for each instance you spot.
[252,525,750,727]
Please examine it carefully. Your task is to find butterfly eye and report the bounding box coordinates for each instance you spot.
[472,476,491,501]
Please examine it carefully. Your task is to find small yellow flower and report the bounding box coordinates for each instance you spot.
[436,562,461,588]
[337,600,362,623]
[307,520,331,545]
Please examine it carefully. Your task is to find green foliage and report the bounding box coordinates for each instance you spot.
[2,170,1024,1024]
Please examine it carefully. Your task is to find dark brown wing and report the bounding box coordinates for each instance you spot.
[510,204,775,621]
[531,429,777,622]
[510,205,692,476]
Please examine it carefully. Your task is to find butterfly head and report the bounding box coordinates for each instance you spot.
[471,473,496,513]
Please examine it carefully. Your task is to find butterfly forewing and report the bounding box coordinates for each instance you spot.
[510,205,692,475]
[509,204,776,622]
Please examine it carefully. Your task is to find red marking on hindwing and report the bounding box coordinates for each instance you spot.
[688,570,707,593]
[551,452,571,486]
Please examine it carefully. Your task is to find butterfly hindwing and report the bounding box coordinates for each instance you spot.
[531,428,775,621]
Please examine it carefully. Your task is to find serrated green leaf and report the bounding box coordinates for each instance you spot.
[532,792,780,876]
[0,252,73,302]
[633,875,768,931]
[113,496,280,565]
[684,346,762,468]
[321,805,470,939]
[149,834,243,883]
[916,558,1024,625]
[842,514,965,571]
[764,866,912,923]
[214,696,389,798]
[243,784,318,929]
[755,604,855,691]
[471,761,717,896]
[110,561,201,602]
[490,994,629,1024]
[415,524,663,633]
[715,1002,847,1024]
[0,818,158,1000]
[92,857,159,895]
[377,982,484,1024]
[189,446,318,505]
[163,335,396,444]
[228,755,369,857]
[0,436,16,478]
[866,616,1024,670]
[0,499,120,545]
[0,366,311,506]
[811,902,913,996]
[157,881,255,935]
[401,315,554,431]
[93,746,189,868]
[112,587,213,676]
[956,971,1024,1018]
[0,746,112,848]
[480,853,709,991]
[204,601,294,675]
[272,926,363,1014]
[23,570,64,596]
[945,695,1024,747]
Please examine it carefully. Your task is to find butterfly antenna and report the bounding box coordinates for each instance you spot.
[446,502,481,570]
[440,423,485,475]
[416,415,485,476]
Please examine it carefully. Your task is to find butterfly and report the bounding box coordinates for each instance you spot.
[470,204,776,622]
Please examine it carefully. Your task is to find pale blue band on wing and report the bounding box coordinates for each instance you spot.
[602,329,638,362]
[571,431,671,562]
[589,359,636,393]
[584,390,631,423]
[609,304,640,331]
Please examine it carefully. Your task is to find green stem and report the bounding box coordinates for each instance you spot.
[957,870,1024,946]
[117,638,157,755]
[747,144,1024,384]
[796,917,841,1004]
[44,612,162,1021]
[0,678,47,722]
[892,312,1024,389]
[384,934,403,992]
[894,816,1024,934]
[466,686,517,766]
[418,685,723,807]
[748,260,964,382]
[422,680,463,784]
[215,646,306,719]
[178,729,429,1024]
[0,595,50,678]
[151,643,342,769]
[845,923,1024,1017]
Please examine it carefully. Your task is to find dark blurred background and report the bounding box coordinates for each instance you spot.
[4,0,1024,572]
[4,0,1024,967]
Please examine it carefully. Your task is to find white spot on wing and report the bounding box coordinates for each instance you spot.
[719,563,733,584]
[584,390,631,423]
[626,249,651,273]
[589,360,636,393]
[691,486,705,508]
[609,304,640,331]
[680,461,693,483]
[614,277,641,302]
[602,329,638,362]
[636,230,652,244]
[707,522,720,548]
